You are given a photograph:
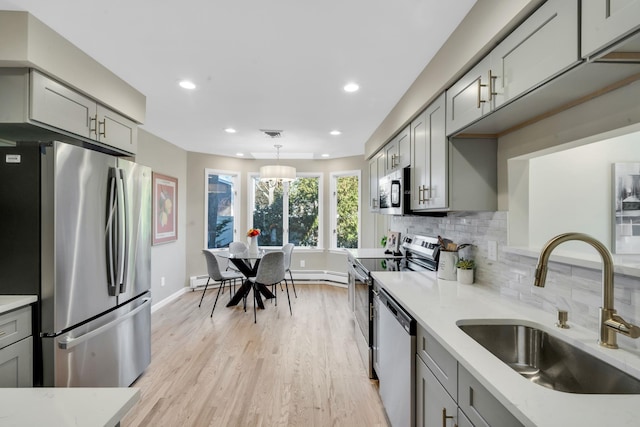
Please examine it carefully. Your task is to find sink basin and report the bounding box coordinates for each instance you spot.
[458,322,640,394]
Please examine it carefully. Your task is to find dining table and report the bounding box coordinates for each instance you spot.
[217,250,275,309]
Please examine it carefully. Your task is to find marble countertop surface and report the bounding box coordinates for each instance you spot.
[371,270,640,427]
[0,387,139,426]
[0,295,37,315]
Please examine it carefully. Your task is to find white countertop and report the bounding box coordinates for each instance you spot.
[344,248,404,259]
[0,387,139,426]
[0,295,37,314]
[371,270,640,427]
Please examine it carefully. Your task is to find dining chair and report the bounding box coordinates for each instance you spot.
[227,241,248,274]
[249,251,289,322]
[199,250,243,316]
[282,243,297,298]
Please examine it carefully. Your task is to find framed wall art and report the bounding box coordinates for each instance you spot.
[613,162,640,253]
[153,172,178,245]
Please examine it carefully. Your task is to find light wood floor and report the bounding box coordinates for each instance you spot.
[121,284,389,427]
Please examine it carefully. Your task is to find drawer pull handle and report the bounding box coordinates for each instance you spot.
[442,408,457,427]
[0,329,5,337]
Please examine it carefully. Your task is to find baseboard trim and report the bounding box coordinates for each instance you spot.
[151,286,190,313]
[156,271,348,310]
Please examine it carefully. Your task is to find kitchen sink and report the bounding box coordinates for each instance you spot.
[458,322,640,394]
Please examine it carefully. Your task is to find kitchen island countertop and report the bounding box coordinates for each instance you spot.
[372,270,640,427]
[0,295,37,315]
[0,387,139,426]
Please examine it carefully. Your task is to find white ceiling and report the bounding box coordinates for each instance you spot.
[0,0,476,159]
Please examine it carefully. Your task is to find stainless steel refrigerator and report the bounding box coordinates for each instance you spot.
[0,141,151,387]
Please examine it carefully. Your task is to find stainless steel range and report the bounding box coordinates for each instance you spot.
[346,235,439,379]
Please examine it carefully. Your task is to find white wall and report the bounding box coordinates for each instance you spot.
[136,129,188,304]
[529,131,640,255]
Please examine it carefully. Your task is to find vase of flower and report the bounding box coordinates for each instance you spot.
[247,228,261,257]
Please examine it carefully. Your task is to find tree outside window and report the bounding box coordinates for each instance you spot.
[251,175,321,247]
[205,170,239,249]
[331,171,360,249]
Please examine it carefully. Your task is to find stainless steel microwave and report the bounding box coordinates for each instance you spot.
[379,169,406,215]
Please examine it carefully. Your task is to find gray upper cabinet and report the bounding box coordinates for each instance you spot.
[445,56,491,136]
[96,104,138,154]
[0,69,139,154]
[384,126,410,174]
[30,69,97,138]
[446,0,579,136]
[368,152,384,213]
[490,0,579,110]
[31,70,138,154]
[582,0,640,59]
[411,94,447,211]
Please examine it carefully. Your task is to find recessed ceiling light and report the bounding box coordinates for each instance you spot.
[321,153,330,158]
[330,130,341,136]
[179,80,196,90]
[236,152,244,157]
[225,128,237,133]
[343,82,359,93]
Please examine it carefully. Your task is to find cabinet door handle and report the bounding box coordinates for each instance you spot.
[477,76,487,109]
[488,69,497,101]
[98,119,107,138]
[442,408,456,427]
[89,115,98,136]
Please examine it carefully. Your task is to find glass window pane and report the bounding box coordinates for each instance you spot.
[289,177,319,247]
[252,179,284,246]
[336,175,359,248]
[207,173,234,249]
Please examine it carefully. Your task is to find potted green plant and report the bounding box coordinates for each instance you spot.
[455,258,475,285]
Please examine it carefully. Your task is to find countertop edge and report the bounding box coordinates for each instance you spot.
[371,270,640,427]
[0,295,37,315]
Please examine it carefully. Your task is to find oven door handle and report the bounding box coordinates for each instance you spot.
[351,265,371,284]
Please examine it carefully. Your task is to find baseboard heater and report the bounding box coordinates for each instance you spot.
[189,270,347,289]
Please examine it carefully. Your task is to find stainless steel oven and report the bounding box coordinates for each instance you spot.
[347,235,439,379]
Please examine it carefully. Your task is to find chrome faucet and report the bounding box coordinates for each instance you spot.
[534,232,640,349]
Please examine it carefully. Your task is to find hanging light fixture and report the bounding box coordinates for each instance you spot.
[260,144,296,185]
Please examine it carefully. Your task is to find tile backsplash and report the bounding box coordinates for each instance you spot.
[390,211,640,352]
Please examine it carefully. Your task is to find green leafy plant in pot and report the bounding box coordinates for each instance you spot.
[455,258,475,284]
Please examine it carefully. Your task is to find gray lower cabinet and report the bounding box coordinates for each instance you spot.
[582,0,640,59]
[458,365,523,427]
[415,325,524,427]
[416,355,457,427]
[0,305,33,387]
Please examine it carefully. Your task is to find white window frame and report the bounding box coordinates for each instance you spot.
[204,168,241,249]
[248,172,323,249]
[330,170,361,249]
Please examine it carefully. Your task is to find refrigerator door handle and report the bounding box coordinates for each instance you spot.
[106,169,118,295]
[116,168,129,294]
[57,297,151,350]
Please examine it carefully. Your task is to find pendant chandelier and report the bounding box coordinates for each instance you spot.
[260,144,296,185]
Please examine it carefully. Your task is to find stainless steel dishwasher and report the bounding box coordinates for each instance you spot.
[376,288,416,427]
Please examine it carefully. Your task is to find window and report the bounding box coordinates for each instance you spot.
[204,169,240,249]
[250,174,322,248]
[330,171,360,249]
